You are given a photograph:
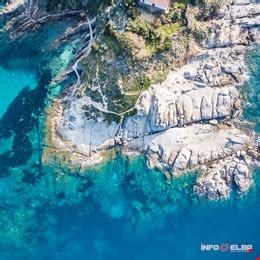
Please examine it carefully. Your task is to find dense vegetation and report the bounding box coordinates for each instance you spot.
[45,0,112,13]
[78,0,192,125]
[46,0,85,12]
[40,0,224,125]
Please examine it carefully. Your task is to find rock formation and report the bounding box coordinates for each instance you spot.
[117,46,246,139]
[44,0,260,200]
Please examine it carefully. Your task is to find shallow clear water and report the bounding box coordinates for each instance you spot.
[0,22,259,260]
[1,156,259,259]
[244,47,260,132]
[0,65,37,117]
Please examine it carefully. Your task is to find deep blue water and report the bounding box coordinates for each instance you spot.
[0,21,259,260]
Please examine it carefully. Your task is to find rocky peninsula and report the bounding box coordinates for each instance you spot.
[41,0,260,200]
[3,0,258,200]
[1,0,260,254]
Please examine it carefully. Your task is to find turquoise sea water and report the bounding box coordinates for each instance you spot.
[2,156,260,259]
[244,48,260,132]
[0,65,37,117]
[0,21,259,259]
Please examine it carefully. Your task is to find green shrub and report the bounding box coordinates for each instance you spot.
[102,112,121,125]
[124,0,139,19]
[127,18,158,42]
[124,108,137,118]
[193,27,207,42]
[87,0,112,15]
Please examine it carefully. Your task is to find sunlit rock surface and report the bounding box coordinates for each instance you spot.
[45,0,260,200]
[0,0,259,256]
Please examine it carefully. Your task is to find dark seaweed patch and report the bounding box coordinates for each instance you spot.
[22,169,39,186]
[0,69,52,177]
[57,191,65,200]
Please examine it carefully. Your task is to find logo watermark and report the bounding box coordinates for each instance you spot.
[201,243,253,253]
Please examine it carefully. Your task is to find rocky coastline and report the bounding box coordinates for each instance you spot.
[43,0,260,200]
[3,0,259,200]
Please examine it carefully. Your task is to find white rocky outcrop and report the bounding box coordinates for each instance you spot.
[194,157,253,199]
[45,0,260,200]
[54,97,119,155]
[124,124,254,174]
[117,0,260,199]
[118,46,245,140]
[202,1,260,49]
